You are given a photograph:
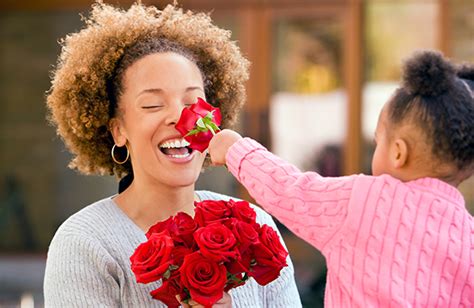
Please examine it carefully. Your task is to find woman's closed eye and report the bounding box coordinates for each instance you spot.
[142,104,164,109]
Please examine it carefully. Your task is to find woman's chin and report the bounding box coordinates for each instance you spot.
[165,176,199,188]
[152,168,201,188]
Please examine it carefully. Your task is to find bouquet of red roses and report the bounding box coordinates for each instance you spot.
[130,199,289,307]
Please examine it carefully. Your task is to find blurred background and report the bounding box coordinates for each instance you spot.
[0,0,472,307]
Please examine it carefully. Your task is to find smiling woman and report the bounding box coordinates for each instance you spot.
[43,2,301,307]
[109,51,208,201]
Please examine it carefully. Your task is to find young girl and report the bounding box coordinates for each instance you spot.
[209,50,474,307]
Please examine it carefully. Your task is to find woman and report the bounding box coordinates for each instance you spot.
[43,2,302,307]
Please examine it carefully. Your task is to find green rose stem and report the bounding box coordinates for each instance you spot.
[189,111,226,168]
[185,111,220,137]
[206,124,216,135]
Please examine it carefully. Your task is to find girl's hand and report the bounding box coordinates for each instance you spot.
[208,129,242,166]
[177,292,232,308]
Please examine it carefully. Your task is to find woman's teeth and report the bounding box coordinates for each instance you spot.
[160,139,190,148]
[159,139,192,158]
[170,153,190,158]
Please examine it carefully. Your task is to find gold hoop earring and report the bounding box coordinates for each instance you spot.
[111,144,130,165]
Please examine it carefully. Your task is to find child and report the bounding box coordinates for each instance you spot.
[208,50,474,307]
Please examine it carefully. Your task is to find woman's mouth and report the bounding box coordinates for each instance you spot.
[159,138,193,159]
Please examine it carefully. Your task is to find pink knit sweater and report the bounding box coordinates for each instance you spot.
[226,138,474,307]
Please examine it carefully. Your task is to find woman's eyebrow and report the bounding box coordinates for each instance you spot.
[137,86,203,97]
[137,88,163,98]
[185,86,204,92]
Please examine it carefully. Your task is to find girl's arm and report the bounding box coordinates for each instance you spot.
[210,131,357,251]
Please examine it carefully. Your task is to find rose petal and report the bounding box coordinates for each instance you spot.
[176,108,201,136]
[190,97,213,116]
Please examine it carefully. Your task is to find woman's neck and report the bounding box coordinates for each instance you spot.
[114,178,197,232]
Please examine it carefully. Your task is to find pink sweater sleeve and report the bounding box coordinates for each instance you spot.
[226,138,358,251]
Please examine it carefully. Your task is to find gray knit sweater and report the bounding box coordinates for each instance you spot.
[44,190,302,307]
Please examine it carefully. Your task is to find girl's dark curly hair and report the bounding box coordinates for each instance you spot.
[387,50,474,171]
[457,63,474,93]
[46,2,250,178]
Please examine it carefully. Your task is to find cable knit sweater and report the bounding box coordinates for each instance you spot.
[43,190,302,307]
[226,138,474,307]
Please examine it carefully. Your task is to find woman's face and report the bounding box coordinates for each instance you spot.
[114,52,207,188]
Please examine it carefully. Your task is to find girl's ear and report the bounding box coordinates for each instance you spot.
[391,138,408,169]
[109,118,127,146]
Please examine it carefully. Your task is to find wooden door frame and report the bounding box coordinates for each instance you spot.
[237,2,363,175]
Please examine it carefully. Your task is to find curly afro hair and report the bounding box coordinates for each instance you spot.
[46,1,250,178]
[388,50,474,171]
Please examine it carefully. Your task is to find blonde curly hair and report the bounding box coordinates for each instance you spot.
[46,1,250,178]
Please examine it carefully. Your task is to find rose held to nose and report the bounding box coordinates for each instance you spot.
[175,97,221,152]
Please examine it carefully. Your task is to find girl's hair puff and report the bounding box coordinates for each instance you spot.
[457,63,474,93]
[46,2,249,178]
[388,50,474,171]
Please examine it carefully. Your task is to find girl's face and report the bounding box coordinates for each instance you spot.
[113,52,207,188]
[371,104,392,176]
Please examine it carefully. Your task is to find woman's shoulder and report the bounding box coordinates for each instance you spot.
[51,196,121,240]
[196,190,275,226]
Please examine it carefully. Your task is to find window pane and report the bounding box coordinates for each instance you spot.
[271,16,345,174]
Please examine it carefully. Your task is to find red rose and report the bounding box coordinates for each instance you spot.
[172,212,197,248]
[146,216,174,239]
[229,219,259,254]
[250,225,288,285]
[229,200,257,225]
[194,223,240,262]
[150,280,181,308]
[224,219,256,275]
[194,200,232,226]
[171,246,193,267]
[175,97,221,152]
[179,252,227,307]
[259,225,288,262]
[130,232,174,283]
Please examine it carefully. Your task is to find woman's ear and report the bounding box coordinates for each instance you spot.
[109,118,127,146]
[391,138,408,169]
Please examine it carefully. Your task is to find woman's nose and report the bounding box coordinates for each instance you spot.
[165,101,185,125]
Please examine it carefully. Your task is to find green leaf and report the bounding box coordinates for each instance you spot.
[185,128,201,136]
[208,122,220,132]
[163,268,171,280]
[204,111,214,120]
[196,117,206,129]
[205,124,216,135]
